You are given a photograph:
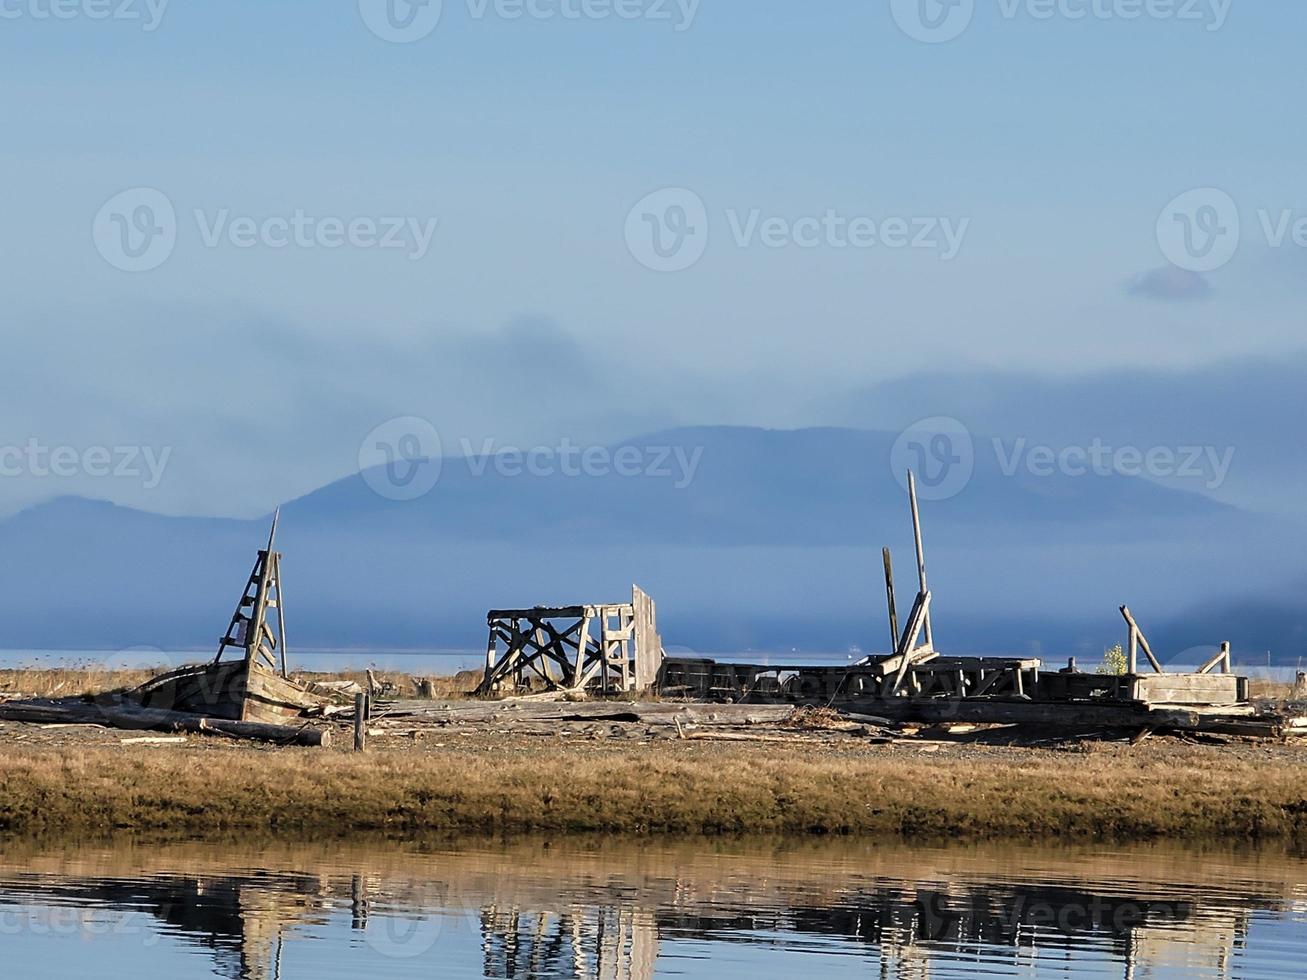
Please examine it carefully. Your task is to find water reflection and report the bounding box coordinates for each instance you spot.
[0,839,1303,979]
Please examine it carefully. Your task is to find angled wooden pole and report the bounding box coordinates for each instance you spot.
[1120,606,1164,674]
[908,471,933,648]
[883,548,900,653]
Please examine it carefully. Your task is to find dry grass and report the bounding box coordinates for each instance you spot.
[0,668,159,699]
[0,667,479,701]
[2,737,1307,841]
[1251,678,1302,701]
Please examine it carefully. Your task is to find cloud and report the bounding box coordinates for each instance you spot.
[1126,266,1212,302]
[0,307,690,520]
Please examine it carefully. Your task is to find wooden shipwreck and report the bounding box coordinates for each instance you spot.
[657,470,1286,737]
[131,513,333,726]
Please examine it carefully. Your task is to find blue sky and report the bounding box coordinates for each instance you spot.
[2,0,1305,517]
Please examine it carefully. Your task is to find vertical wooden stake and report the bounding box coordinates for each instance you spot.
[354,693,367,752]
[883,548,900,653]
[1221,641,1232,675]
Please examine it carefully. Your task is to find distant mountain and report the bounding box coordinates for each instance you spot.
[815,354,1307,519]
[0,426,1302,662]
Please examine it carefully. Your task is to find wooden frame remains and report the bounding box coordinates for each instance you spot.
[216,510,289,678]
[128,512,332,726]
[478,585,664,697]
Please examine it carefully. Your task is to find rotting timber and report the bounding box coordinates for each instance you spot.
[0,514,337,746]
[131,510,335,726]
[478,586,665,698]
[653,472,1295,740]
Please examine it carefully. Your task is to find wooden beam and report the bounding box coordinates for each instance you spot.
[890,591,932,694]
[908,471,933,649]
[1198,642,1234,676]
[1121,606,1164,674]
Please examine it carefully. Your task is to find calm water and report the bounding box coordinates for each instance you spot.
[1,838,1305,979]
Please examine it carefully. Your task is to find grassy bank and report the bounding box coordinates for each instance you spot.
[0,666,477,700]
[3,737,1307,841]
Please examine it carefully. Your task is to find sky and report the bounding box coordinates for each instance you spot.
[2,0,1305,519]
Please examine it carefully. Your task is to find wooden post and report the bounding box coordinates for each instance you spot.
[354,693,367,752]
[908,471,933,649]
[883,548,900,653]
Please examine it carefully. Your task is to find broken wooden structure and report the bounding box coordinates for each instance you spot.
[478,586,664,697]
[130,512,335,726]
[656,470,1266,736]
[0,515,336,745]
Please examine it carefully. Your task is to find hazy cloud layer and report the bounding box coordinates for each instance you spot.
[1127,266,1211,302]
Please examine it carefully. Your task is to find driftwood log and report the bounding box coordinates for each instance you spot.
[0,698,330,747]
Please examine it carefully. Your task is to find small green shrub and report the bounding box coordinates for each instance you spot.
[1098,644,1129,676]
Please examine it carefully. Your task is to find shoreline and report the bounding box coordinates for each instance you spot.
[3,733,1307,842]
[3,668,1306,843]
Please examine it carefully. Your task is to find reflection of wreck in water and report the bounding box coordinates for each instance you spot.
[470,876,1261,980]
[656,882,1247,980]
[0,844,1299,980]
[0,871,329,980]
[480,907,658,980]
